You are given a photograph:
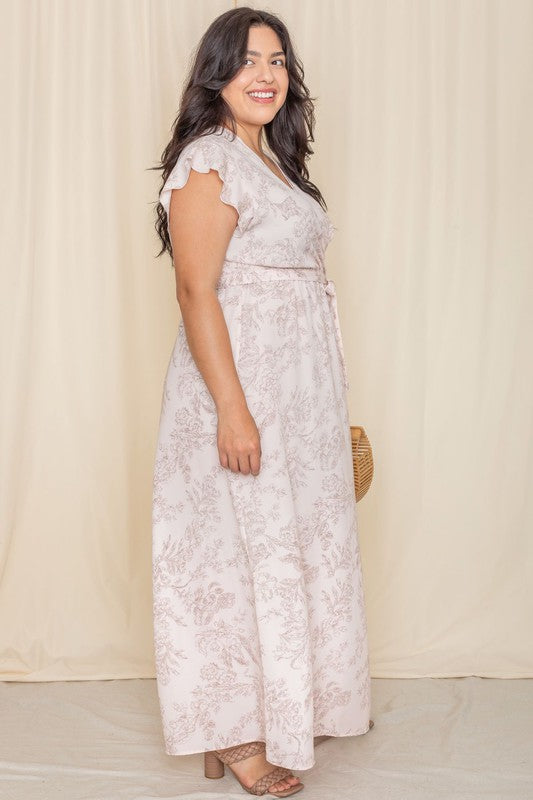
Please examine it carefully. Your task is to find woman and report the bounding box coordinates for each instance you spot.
[152,7,372,797]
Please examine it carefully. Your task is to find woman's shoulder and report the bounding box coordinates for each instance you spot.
[179,127,238,160]
[160,127,250,229]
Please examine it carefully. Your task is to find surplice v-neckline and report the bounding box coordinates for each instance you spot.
[218,126,295,192]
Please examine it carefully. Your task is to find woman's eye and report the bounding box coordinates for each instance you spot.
[243,58,286,67]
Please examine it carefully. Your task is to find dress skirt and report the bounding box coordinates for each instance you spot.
[152,259,371,771]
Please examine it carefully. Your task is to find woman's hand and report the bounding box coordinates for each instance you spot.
[217,405,262,475]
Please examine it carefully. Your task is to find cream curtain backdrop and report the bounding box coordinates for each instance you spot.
[0,0,531,681]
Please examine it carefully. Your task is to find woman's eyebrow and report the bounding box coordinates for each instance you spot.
[246,49,285,57]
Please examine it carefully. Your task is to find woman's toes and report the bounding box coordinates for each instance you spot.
[285,777,301,789]
[268,771,302,793]
[271,779,290,791]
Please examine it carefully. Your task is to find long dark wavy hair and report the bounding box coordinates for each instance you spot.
[150,6,326,261]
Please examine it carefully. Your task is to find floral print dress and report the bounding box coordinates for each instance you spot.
[152,125,371,771]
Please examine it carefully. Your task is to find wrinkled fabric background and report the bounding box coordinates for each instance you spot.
[1,0,532,682]
[1,677,532,798]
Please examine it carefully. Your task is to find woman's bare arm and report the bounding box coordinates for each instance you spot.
[168,168,261,476]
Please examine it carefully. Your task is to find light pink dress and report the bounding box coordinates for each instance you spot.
[152,125,371,771]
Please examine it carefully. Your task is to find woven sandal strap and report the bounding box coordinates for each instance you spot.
[214,740,266,765]
[249,766,294,796]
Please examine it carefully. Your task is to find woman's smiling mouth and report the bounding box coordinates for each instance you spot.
[247,90,276,103]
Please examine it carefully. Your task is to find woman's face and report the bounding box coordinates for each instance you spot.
[221,25,289,128]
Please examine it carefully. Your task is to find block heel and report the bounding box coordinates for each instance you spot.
[204,749,225,778]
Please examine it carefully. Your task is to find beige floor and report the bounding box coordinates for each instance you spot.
[1,677,532,799]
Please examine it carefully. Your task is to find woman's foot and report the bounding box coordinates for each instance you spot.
[223,748,303,794]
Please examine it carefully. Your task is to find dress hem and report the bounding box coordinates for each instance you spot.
[163,724,372,771]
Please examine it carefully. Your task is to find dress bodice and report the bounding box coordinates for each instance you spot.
[159,125,336,270]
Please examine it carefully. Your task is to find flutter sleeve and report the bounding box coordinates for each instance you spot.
[159,134,254,237]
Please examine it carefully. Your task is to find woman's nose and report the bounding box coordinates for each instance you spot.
[256,61,275,81]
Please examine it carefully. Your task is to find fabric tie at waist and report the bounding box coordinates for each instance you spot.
[217,261,349,392]
[324,279,349,392]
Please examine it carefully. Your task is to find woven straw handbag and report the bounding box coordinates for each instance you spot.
[350,426,374,502]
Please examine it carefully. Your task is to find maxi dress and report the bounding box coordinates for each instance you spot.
[152,125,371,771]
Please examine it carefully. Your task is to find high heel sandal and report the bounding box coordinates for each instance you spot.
[204,740,304,797]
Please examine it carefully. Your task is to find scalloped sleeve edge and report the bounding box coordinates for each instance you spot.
[160,141,245,235]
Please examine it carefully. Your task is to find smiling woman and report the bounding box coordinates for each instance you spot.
[227,40,289,110]
[153,12,329,262]
[151,6,372,798]
[219,26,289,157]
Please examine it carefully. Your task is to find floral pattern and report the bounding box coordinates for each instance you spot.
[152,126,371,771]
